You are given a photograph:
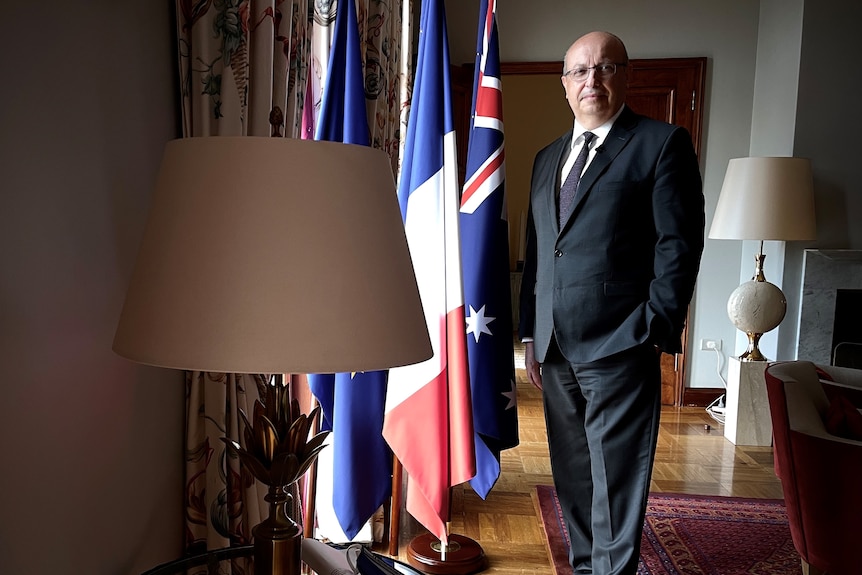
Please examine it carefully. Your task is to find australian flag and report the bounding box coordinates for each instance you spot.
[459,0,519,499]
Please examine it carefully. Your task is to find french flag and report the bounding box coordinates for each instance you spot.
[382,0,476,546]
[459,0,519,500]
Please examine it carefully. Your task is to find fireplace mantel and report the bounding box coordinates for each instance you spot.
[798,249,862,364]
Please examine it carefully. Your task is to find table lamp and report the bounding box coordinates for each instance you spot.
[708,156,816,361]
[113,136,432,575]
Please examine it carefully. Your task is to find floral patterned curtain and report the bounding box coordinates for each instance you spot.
[177,0,312,138]
[176,0,413,554]
[357,0,412,172]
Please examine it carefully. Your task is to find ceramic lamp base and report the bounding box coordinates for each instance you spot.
[727,278,786,362]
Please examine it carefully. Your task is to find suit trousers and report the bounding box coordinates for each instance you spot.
[541,338,661,575]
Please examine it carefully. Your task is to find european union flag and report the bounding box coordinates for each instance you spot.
[307,0,389,541]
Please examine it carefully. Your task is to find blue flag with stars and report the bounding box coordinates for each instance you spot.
[307,0,390,541]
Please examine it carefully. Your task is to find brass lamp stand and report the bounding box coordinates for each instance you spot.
[222,375,328,575]
[252,484,301,575]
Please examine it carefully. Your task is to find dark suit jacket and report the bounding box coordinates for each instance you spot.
[519,106,705,363]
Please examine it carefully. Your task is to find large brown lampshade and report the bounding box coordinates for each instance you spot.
[113,136,432,374]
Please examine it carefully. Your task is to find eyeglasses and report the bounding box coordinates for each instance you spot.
[563,62,627,82]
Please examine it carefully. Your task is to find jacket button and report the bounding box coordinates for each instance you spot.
[554,249,563,257]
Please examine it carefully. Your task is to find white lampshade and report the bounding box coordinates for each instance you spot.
[113,136,432,375]
[709,156,816,241]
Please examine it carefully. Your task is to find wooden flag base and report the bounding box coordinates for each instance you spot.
[406,533,487,574]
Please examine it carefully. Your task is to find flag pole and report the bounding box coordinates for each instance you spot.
[302,391,320,539]
[388,456,403,556]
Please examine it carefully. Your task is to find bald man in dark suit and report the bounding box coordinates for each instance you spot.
[519,31,704,575]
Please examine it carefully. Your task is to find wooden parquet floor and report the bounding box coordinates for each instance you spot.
[387,346,784,575]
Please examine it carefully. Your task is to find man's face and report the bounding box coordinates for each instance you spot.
[561,33,628,129]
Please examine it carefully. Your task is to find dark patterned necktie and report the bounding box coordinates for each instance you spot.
[558,131,596,226]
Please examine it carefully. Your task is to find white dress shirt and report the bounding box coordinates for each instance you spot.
[560,105,626,184]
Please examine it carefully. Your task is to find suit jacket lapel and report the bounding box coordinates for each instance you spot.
[564,107,639,225]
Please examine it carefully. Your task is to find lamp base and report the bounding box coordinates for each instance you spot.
[406,533,487,574]
[253,528,301,575]
[252,485,302,575]
[738,331,769,362]
[726,274,786,364]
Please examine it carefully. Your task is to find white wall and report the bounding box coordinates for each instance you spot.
[445,0,762,389]
[740,0,804,361]
[0,1,183,573]
[780,0,862,358]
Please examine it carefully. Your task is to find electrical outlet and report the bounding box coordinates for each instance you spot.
[700,338,722,351]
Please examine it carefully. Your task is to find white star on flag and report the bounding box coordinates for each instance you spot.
[502,379,517,410]
[466,304,495,343]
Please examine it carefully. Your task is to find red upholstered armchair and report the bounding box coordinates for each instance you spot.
[764,361,862,575]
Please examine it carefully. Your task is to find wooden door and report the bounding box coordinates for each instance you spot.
[626,58,705,405]
[453,57,706,405]
[626,57,706,157]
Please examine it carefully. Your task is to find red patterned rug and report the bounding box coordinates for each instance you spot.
[534,485,801,575]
